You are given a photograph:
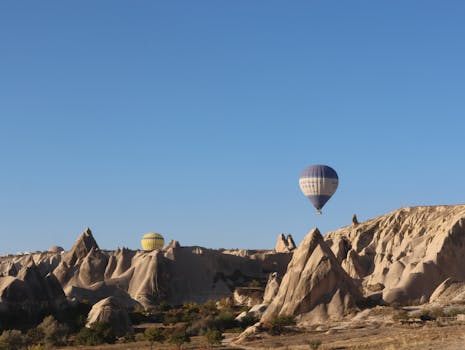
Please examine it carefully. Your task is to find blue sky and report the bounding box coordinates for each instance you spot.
[1,1,465,253]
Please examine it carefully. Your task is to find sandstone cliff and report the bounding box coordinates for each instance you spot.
[325,205,465,304]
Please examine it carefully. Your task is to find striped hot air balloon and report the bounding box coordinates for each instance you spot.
[299,164,339,214]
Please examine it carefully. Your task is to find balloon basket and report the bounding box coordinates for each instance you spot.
[316,210,322,215]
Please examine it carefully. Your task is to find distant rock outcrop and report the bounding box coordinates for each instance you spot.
[262,228,362,324]
[275,233,296,253]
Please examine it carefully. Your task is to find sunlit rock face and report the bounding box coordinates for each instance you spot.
[325,205,465,304]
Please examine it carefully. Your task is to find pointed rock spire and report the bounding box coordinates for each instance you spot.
[65,228,99,266]
[262,228,362,324]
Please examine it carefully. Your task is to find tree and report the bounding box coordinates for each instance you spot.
[144,327,165,350]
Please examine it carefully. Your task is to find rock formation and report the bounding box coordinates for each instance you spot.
[0,227,292,325]
[325,205,465,304]
[0,258,66,328]
[86,296,131,336]
[429,278,465,305]
[235,303,268,322]
[261,228,362,324]
[233,287,264,307]
[263,272,280,304]
[275,233,296,253]
[64,227,99,266]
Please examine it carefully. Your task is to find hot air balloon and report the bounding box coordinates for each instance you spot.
[299,164,338,214]
[141,232,165,251]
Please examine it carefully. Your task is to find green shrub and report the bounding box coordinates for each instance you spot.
[37,315,68,346]
[144,327,165,350]
[75,322,116,345]
[239,313,259,330]
[200,300,218,315]
[157,301,173,311]
[0,330,28,350]
[266,314,296,335]
[163,312,181,325]
[213,311,236,331]
[204,328,223,346]
[25,328,43,345]
[248,279,261,287]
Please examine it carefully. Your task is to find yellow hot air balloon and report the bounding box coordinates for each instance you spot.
[141,232,165,251]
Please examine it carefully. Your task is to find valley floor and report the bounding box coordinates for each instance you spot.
[54,323,465,350]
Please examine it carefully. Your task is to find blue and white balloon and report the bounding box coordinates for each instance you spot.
[299,164,339,214]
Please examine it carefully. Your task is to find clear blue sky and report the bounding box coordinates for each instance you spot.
[1,1,465,254]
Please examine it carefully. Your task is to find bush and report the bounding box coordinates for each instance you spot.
[0,330,28,350]
[75,322,116,345]
[266,314,296,335]
[200,300,218,316]
[213,311,236,331]
[204,328,223,346]
[239,313,259,330]
[37,315,68,346]
[144,327,165,350]
[25,328,43,346]
[157,301,173,311]
[248,279,261,287]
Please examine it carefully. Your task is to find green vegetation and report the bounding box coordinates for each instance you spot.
[239,313,259,329]
[248,279,262,287]
[75,321,116,345]
[144,327,165,350]
[166,326,190,349]
[266,314,296,335]
[0,330,28,350]
[204,328,224,346]
[0,299,252,348]
[36,315,68,346]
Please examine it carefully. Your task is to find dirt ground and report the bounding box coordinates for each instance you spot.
[238,323,465,350]
[56,323,465,350]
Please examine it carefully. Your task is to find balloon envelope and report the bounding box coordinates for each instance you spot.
[299,165,338,213]
[141,232,165,251]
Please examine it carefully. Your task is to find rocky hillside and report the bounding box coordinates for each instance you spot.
[0,228,291,324]
[325,205,465,304]
[4,204,465,329]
